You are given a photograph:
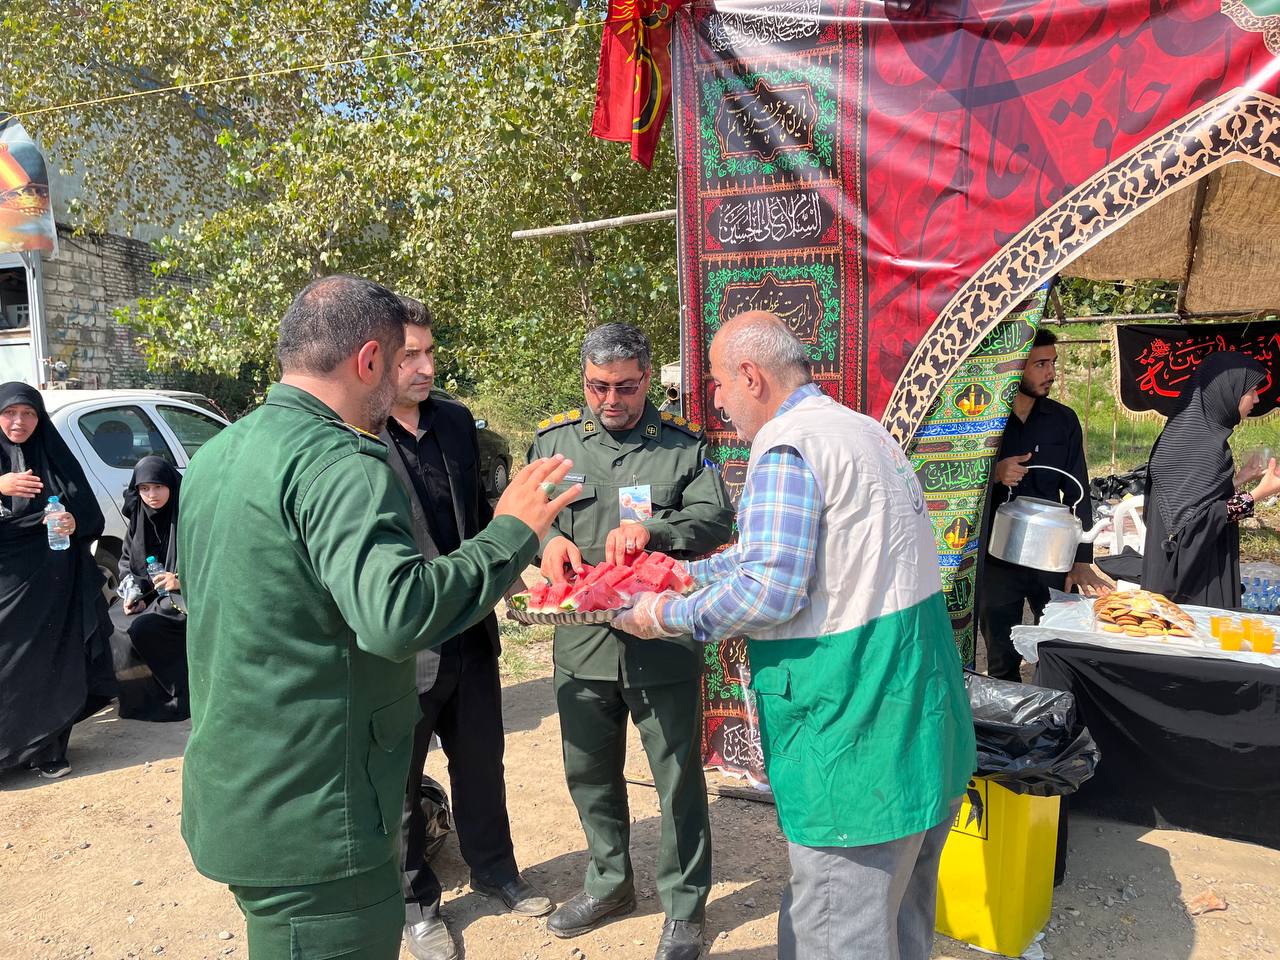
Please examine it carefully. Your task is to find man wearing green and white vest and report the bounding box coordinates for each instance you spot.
[616,311,976,960]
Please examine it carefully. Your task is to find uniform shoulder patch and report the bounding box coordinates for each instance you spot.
[536,408,583,434]
[660,410,703,437]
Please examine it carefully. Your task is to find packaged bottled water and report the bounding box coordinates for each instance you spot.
[147,556,170,597]
[147,556,186,613]
[44,495,70,550]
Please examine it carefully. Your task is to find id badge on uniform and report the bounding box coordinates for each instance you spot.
[619,485,653,523]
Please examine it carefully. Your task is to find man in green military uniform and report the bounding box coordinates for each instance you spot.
[178,275,582,960]
[529,324,734,960]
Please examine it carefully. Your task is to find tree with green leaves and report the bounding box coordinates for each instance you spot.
[3,1,681,416]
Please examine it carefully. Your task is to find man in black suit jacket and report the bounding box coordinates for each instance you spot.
[383,297,552,960]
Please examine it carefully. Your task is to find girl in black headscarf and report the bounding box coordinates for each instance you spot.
[109,456,189,721]
[1142,353,1280,607]
[0,382,116,778]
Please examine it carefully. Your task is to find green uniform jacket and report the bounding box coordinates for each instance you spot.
[528,402,733,687]
[178,384,538,885]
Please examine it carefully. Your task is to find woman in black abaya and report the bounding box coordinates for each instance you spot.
[1142,353,1280,607]
[110,456,189,721]
[0,382,115,778]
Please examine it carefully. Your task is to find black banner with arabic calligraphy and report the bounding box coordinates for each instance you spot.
[1114,321,1279,418]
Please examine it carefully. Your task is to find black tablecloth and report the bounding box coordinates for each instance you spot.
[1036,639,1280,849]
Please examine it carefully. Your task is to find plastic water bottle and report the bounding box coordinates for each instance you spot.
[146,556,170,597]
[147,556,187,613]
[44,496,70,550]
[1263,580,1278,615]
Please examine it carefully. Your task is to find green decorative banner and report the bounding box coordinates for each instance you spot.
[905,285,1048,665]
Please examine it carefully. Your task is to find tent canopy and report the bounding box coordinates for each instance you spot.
[1065,161,1280,315]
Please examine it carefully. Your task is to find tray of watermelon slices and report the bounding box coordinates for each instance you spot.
[508,551,696,626]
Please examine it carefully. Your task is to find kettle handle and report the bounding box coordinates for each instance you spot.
[1006,464,1085,509]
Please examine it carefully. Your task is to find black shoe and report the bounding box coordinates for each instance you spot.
[35,760,71,780]
[471,873,553,917]
[547,889,637,938]
[404,913,458,960]
[654,919,704,960]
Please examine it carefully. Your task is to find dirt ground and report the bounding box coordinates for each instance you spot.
[4,635,1280,960]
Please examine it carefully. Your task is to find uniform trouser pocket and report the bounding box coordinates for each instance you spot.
[232,859,404,960]
[289,888,404,959]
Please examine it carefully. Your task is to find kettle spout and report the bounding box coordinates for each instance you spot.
[1080,519,1112,544]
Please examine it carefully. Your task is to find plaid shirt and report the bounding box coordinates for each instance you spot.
[663,384,823,643]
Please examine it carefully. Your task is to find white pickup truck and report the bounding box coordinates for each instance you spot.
[41,389,230,594]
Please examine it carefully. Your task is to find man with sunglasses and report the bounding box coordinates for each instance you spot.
[528,323,734,960]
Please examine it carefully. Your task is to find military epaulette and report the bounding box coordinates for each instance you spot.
[337,420,386,445]
[536,408,584,434]
[660,410,703,437]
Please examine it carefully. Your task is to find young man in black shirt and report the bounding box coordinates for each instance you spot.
[979,329,1112,681]
[383,298,552,960]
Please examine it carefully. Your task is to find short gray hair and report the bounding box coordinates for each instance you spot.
[718,311,812,386]
[581,323,651,373]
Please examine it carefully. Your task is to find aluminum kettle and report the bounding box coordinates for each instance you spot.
[988,465,1109,574]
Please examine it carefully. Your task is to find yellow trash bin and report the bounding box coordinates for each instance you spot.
[935,776,1061,957]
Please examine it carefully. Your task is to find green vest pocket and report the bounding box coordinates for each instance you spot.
[749,664,805,761]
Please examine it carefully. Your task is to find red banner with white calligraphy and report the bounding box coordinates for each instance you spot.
[1113,321,1279,420]
[667,0,1280,782]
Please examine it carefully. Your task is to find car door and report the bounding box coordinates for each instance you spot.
[149,402,228,465]
[70,403,179,521]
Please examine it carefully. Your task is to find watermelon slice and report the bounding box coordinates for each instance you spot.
[611,573,644,597]
[667,563,696,593]
[528,581,550,610]
[509,592,531,611]
[544,581,575,609]
[562,580,625,612]
[579,562,615,586]
[602,566,634,588]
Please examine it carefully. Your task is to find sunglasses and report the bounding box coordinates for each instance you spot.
[584,379,645,398]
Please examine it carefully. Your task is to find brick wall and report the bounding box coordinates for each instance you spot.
[41,224,189,388]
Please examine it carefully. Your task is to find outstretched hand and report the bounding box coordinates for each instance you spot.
[613,591,681,640]
[493,455,582,541]
[0,469,43,498]
[1251,458,1280,502]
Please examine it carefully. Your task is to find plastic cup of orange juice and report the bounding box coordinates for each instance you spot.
[1210,615,1231,638]
[1252,629,1276,655]
[1220,627,1245,652]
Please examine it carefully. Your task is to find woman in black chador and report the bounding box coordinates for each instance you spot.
[110,456,189,722]
[0,382,115,779]
[1142,353,1280,606]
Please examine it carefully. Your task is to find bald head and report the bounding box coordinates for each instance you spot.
[714,312,812,390]
[709,311,813,442]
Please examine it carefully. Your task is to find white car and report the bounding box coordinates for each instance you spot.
[41,389,230,593]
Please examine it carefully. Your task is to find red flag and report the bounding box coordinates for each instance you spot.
[592,0,688,169]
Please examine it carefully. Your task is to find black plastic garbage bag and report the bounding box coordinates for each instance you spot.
[1089,465,1147,513]
[1095,545,1144,584]
[418,775,453,862]
[966,671,1100,797]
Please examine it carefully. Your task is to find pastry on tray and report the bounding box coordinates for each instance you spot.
[1093,589,1195,638]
